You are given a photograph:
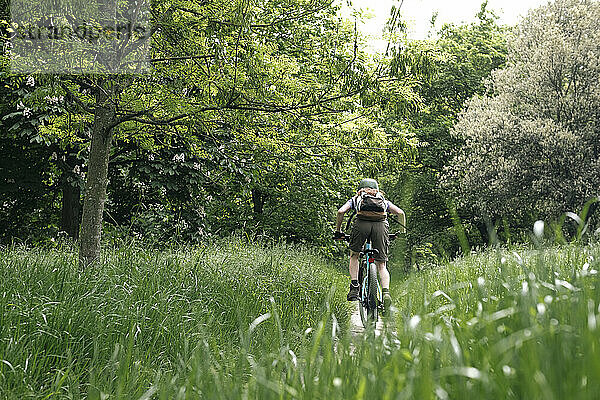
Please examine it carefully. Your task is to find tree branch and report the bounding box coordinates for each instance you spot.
[125,113,191,127]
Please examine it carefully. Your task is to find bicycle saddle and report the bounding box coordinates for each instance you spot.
[363,248,379,255]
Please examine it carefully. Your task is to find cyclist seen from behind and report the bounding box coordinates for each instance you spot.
[334,178,406,310]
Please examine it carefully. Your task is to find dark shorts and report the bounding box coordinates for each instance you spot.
[349,218,389,262]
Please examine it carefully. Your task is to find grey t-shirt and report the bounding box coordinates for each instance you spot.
[345,196,392,211]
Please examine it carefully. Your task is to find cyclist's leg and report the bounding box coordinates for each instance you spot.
[379,260,392,313]
[349,251,359,280]
[376,261,390,289]
[371,219,390,289]
[349,219,369,275]
[348,219,369,299]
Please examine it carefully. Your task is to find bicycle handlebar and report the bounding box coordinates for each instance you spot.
[333,232,403,242]
[333,233,351,242]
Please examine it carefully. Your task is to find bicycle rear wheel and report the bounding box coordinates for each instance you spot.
[359,262,379,327]
[366,262,379,322]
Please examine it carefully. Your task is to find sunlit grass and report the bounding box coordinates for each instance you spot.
[390,243,600,399]
[1,239,599,398]
[161,242,600,399]
[0,238,350,398]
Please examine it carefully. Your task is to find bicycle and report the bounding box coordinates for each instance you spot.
[335,213,402,327]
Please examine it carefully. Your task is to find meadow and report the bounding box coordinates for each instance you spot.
[0,238,350,398]
[1,238,599,399]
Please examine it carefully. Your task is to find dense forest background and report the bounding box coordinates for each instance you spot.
[1,0,598,265]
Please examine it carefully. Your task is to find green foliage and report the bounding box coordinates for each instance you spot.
[445,0,600,232]
[106,139,210,243]
[1,0,420,248]
[0,75,74,243]
[0,133,57,242]
[384,4,508,257]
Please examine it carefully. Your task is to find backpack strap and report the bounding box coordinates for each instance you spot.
[345,210,356,231]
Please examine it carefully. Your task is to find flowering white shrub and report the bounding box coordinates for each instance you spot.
[444,0,600,226]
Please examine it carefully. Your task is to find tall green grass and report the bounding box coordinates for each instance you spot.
[0,238,350,398]
[2,239,600,399]
[389,243,600,399]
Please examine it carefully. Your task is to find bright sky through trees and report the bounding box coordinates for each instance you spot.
[343,0,549,51]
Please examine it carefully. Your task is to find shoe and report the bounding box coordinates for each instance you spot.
[383,292,392,311]
[347,283,359,301]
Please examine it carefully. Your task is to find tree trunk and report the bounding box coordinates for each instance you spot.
[61,179,81,239]
[251,189,264,214]
[474,220,489,246]
[79,85,116,267]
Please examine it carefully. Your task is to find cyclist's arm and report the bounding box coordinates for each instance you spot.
[336,201,352,232]
[387,202,407,233]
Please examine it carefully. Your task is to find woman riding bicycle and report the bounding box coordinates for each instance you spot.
[334,178,406,310]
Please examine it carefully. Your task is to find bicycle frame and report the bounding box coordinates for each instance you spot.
[358,241,383,327]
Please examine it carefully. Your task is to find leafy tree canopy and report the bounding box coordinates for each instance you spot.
[1,0,422,253]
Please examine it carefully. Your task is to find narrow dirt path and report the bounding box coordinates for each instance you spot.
[349,302,384,338]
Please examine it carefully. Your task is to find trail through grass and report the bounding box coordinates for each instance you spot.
[1,239,600,398]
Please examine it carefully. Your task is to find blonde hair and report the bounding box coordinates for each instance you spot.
[357,187,385,196]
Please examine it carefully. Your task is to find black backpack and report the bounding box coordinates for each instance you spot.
[354,189,387,220]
